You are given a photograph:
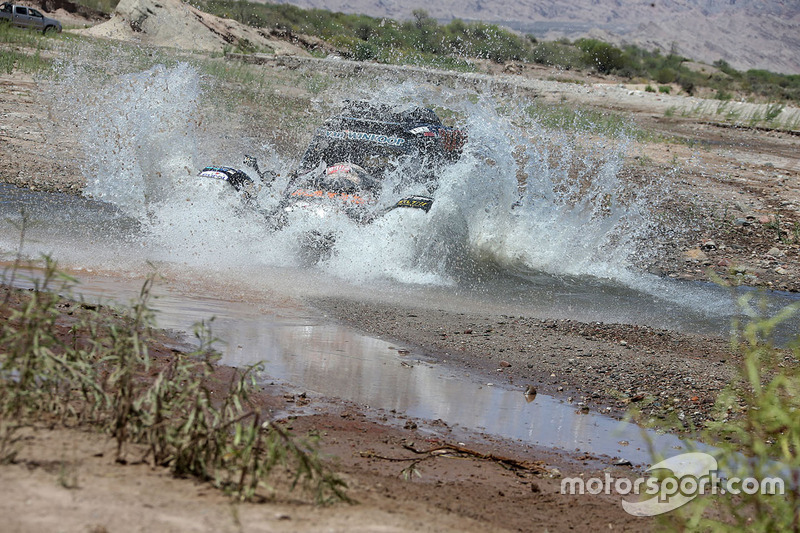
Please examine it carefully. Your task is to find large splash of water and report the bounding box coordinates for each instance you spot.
[43,58,670,295]
[47,60,200,215]
[317,81,663,287]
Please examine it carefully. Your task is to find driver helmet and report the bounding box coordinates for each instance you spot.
[323,163,376,192]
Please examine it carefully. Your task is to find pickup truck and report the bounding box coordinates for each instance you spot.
[0,2,62,33]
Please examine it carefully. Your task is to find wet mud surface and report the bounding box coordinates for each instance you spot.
[1,30,799,531]
[0,285,652,532]
[313,298,738,430]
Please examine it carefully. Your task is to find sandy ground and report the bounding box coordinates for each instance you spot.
[1,11,799,531]
[0,287,650,533]
[0,421,649,533]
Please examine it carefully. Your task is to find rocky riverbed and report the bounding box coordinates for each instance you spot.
[1,5,799,530]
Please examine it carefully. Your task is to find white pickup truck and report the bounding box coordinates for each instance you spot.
[0,2,62,33]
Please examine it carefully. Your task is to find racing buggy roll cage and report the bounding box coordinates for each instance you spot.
[198,100,467,220]
[289,100,466,190]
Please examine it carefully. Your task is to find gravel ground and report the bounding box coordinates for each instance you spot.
[2,3,799,433]
[313,298,745,433]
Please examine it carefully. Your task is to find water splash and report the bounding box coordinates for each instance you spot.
[450,101,654,281]
[43,59,668,292]
[46,58,201,216]
[316,82,663,287]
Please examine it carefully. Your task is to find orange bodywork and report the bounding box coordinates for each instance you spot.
[290,188,369,205]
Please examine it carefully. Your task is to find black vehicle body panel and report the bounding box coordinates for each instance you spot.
[293,100,465,188]
[197,101,466,244]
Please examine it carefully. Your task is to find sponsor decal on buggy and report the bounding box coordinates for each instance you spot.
[198,167,232,181]
[325,130,406,146]
[290,188,368,204]
[395,196,433,212]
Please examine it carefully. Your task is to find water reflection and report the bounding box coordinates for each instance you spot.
[4,269,687,465]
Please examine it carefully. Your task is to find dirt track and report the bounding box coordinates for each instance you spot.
[3,49,799,290]
[1,19,800,532]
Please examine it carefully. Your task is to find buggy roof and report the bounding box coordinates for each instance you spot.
[334,100,443,126]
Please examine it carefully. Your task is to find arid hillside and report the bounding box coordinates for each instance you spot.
[268,0,800,74]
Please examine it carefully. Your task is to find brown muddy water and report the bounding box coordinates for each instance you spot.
[4,267,694,467]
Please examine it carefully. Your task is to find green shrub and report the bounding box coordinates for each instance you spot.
[576,38,625,74]
[715,89,733,101]
[530,40,583,69]
[678,76,696,95]
[656,295,800,531]
[352,39,379,61]
[0,258,348,503]
[655,67,676,84]
[658,85,671,94]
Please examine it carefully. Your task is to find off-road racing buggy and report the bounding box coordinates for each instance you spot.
[198,100,466,260]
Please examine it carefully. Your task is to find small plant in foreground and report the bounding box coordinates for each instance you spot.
[0,257,348,503]
[654,293,800,531]
[762,217,786,244]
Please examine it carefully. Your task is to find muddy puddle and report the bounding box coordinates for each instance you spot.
[4,268,693,466]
